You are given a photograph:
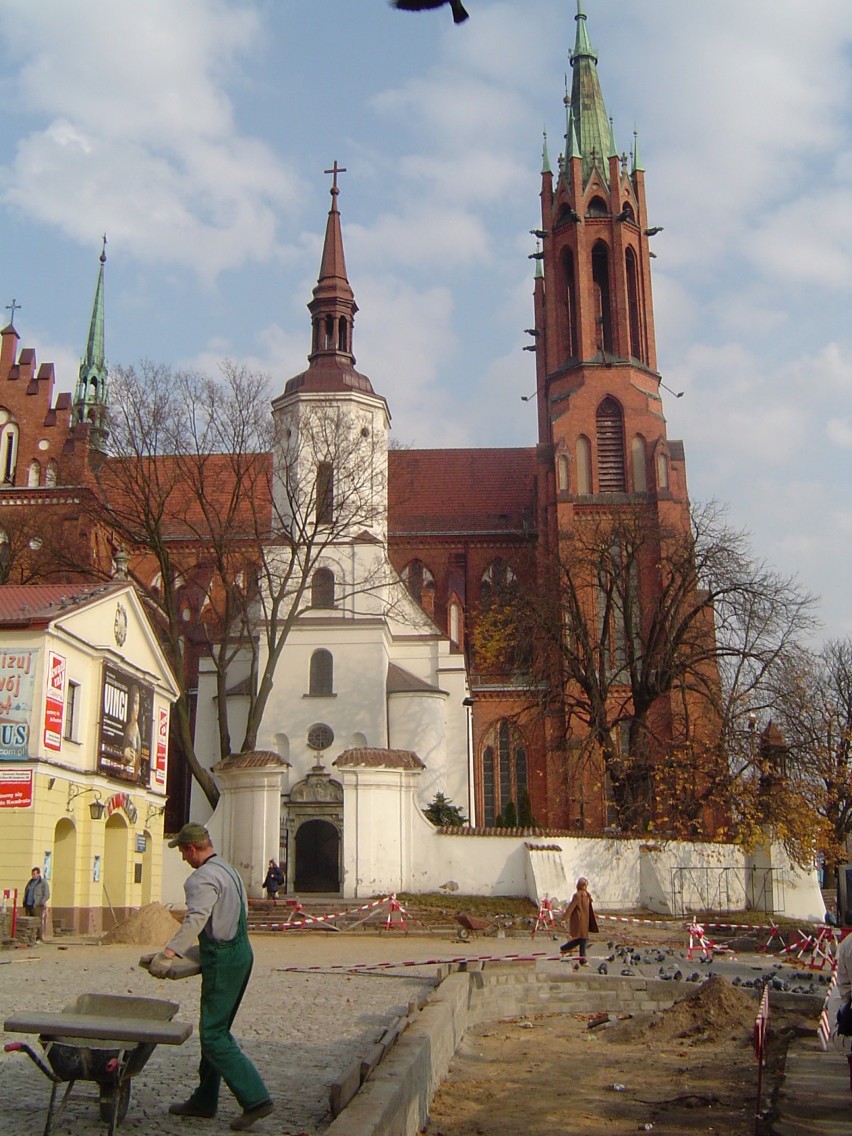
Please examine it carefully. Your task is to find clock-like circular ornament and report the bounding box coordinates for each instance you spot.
[307,723,334,751]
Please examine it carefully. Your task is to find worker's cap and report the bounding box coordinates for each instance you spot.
[168,822,210,848]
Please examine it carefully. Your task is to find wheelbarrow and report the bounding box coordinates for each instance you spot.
[4,992,193,1135]
[455,911,512,940]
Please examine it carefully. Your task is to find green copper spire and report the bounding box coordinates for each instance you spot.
[568,0,613,186]
[541,129,551,175]
[632,127,644,173]
[73,236,109,448]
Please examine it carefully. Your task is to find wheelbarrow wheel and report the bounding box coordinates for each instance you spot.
[457,926,471,941]
[99,1079,131,1124]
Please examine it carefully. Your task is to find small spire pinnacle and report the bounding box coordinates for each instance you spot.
[541,129,551,175]
[632,127,644,172]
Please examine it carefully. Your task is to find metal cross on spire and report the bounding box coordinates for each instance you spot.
[100,233,108,263]
[324,160,347,195]
[5,298,20,326]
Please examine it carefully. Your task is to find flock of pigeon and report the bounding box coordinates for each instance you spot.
[564,940,828,996]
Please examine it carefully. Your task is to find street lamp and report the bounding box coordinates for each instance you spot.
[66,784,106,820]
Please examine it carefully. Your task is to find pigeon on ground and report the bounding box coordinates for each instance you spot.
[391,0,470,23]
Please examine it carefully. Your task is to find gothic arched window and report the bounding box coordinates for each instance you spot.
[631,436,646,493]
[27,460,40,487]
[557,453,569,493]
[480,559,516,605]
[561,248,578,359]
[591,241,613,353]
[657,450,669,490]
[402,559,436,616]
[625,247,643,362]
[45,460,58,487]
[596,397,626,492]
[481,719,529,828]
[309,649,334,696]
[0,410,19,485]
[576,436,592,495]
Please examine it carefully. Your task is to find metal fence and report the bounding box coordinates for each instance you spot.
[669,865,784,917]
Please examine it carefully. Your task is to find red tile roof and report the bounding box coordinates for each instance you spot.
[0,582,121,626]
[334,748,425,770]
[388,448,537,535]
[97,452,273,541]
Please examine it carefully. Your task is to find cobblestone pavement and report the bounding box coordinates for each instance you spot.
[0,932,460,1136]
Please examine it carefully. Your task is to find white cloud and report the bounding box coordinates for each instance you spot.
[827,419,852,447]
[0,0,300,281]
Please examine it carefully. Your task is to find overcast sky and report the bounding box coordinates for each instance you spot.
[1,0,850,645]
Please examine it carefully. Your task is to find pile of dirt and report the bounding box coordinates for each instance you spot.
[612,975,758,1046]
[101,902,181,945]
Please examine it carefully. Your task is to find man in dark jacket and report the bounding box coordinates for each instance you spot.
[23,867,49,940]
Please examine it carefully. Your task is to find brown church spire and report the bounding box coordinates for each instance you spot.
[285,163,375,395]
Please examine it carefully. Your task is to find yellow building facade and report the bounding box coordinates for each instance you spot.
[0,581,179,934]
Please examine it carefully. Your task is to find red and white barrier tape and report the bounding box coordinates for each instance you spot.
[276,951,556,973]
[252,895,391,931]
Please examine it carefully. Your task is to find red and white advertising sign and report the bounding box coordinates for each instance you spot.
[155,706,169,786]
[0,768,33,808]
[43,651,66,752]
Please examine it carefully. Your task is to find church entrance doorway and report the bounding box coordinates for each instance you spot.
[294,819,339,892]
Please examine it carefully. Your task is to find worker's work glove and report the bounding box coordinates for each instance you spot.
[145,951,174,979]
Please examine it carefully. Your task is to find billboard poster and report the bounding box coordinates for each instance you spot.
[97,664,154,785]
[0,649,39,759]
[155,705,169,786]
[0,768,33,808]
[43,651,66,752]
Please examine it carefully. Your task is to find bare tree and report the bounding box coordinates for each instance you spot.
[474,499,818,835]
[772,639,852,876]
[91,361,393,807]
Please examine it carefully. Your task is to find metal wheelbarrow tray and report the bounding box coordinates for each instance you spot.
[4,992,193,1135]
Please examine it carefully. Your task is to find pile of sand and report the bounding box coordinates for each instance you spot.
[609,976,758,1046]
[101,902,182,945]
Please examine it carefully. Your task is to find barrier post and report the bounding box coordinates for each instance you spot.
[384,894,408,933]
[2,888,18,941]
[753,982,770,1134]
[686,920,733,961]
[531,897,556,939]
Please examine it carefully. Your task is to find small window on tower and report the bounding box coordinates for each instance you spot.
[308,649,334,696]
[27,460,40,487]
[557,453,569,493]
[657,451,669,490]
[316,462,334,524]
[576,436,592,495]
[311,567,335,608]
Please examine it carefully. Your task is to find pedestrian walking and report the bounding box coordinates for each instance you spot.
[262,859,285,902]
[559,876,598,964]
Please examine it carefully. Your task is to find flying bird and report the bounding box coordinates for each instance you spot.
[391,1,470,24]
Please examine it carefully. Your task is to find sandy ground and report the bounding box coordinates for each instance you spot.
[0,915,822,1136]
[422,980,809,1136]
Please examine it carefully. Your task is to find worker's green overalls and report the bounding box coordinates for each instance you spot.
[189,865,269,1113]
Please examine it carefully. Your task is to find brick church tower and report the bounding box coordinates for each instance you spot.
[521,3,716,832]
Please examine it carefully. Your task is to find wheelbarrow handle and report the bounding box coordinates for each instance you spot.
[4,1040,62,1082]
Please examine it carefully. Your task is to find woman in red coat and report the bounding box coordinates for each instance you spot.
[559,877,598,964]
